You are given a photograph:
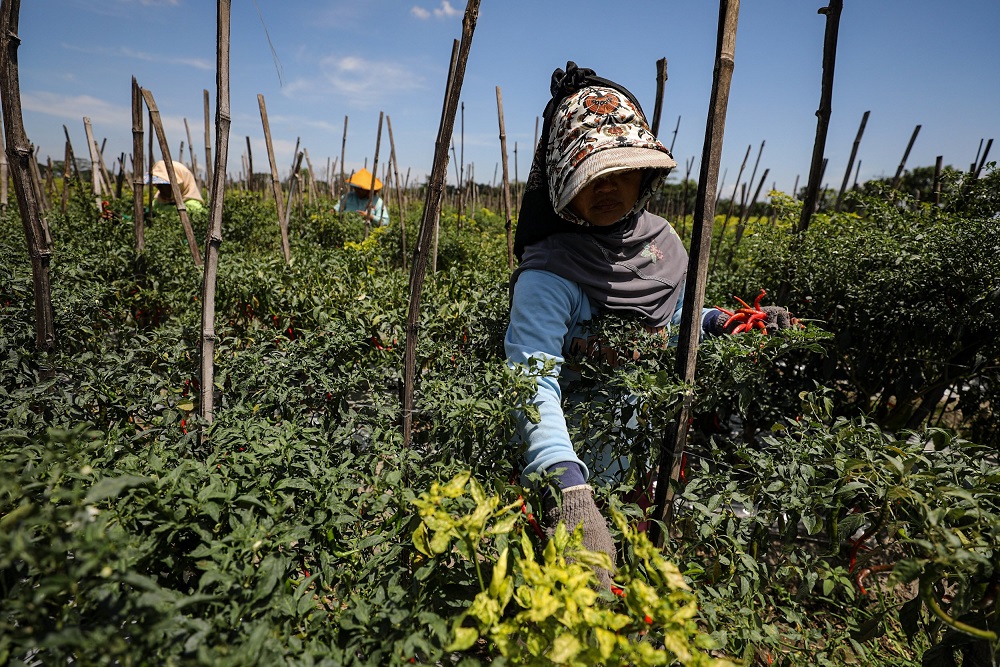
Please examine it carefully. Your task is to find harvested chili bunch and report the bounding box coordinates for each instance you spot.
[713,289,799,335]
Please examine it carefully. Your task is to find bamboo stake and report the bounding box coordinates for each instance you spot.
[835,110,869,211]
[303,148,317,203]
[94,136,114,199]
[339,115,348,200]
[496,85,514,270]
[257,93,289,262]
[738,140,764,222]
[402,0,480,451]
[1,0,55,352]
[974,138,992,179]
[199,0,232,431]
[364,113,384,236]
[386,115,407,270]
[677,155,694,240]
[62,125,87,205]
[891,124,921,190]
[797,0,842,233]
[669,115,681,154]
[29,144,49,213]
[141,87,202,265]
[283,150,303,241]
[652,0,741,546]
[728,166,769,264]
[650,57,667,137]
[0,116,7,217]
[933,155,943,205]
[147,109,154,210]
[184,117,201,192]
[60,140,69,215]
[710,143,749,274]
[45,155,55,204]
[114,153,125,199]
[82,117,102,206]
[203,88,213,186]
[245,135,253,190]
[432,39,460,275]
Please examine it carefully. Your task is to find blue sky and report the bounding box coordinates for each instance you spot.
[15,0,999,198]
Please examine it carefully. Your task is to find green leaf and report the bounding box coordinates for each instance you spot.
[84,474,152,504]
[445,625,479,652]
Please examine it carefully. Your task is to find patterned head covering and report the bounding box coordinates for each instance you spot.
[547,86,676,219]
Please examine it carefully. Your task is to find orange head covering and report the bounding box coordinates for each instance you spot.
[346,168,382,192]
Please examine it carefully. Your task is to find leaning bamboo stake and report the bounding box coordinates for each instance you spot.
[495,85,514,269]
[652,0,740,546]
[94,137,115,200]
[891,124,921,190]
[835,109,869,211]
[402,0,480,451]
[797,0,843,233]
[432,39,460,275]
[131,77,145,250]
[203,88,213,186]
[974,139,992,179]
[738,140,765,222]
[933,155,943,205]
[141,87,202,266]
[283,150,303,244]
[339,115,347,201]
[257,93,289,262]
[728,166,769,264]
[1,0,55,352]
[386,115,407,270]
[82,117,102,206]
[59,141,69,215]
[650,57,667,137]
[669,115,681,154]
[303,148,317,203]
[364,113,384,236]
[62,125,87,206]
[710,143,749,274]
[28,144,49,213]
[677,155,694,240]
[199,0,232,430]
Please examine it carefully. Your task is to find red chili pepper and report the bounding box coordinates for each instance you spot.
[753,288,767,310]
[519,496,545,539]
[643,614,653,625]
[732,294,754,311]
[611,585,625,597]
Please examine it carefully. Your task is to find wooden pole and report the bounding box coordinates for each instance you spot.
[933,155,943,205]
[433,39,460,275]
[283,150,303,243]
[257,93,289,262]
[677,155,694,240]
[974,138,992,179]
[203,88,213,186]
[797,0,842,233]
[339,115,348,201]
[245,135,253,190]
[651,0,741,547]
[496,85,515,269]
[199,0,232,430]
[739,140,764,221]
[303,148,317,203]
[140,87,202,265]
[835,109,869,211]
[650,57,667,137]
[402,0,480,451]
[710,142,749,274]
[60,140,69,215]
[1,0,55,352]
[669,115,681,154]
[386,115,407,270]
[184,117,202,192]
[728,166,769,263]
[891,124,921,190]
[94,135,115,200]
[82,117,102,206]
[364,112,384,236]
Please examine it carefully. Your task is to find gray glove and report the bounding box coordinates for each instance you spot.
[761,306,793,333]
[543,484,616,588]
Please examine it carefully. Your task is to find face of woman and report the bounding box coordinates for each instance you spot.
[567,169,644,226]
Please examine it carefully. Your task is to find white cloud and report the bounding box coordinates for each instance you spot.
[61,43,212,71]
[410,6,430,19]
[433,1,461,18]
[284,55,424,108]
[22,91,130,127]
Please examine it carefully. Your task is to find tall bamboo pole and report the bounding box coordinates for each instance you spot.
[257,93,289,262]
[386,115,407,270]
[339,115,348,200]
[650,57,667,137]
[797,0,843,233]
[203,89,213,186]
[184,117,202,191]
[283,150,303,242]
[199,0,232,430]
[651,0,741,547]
[738,140,765,222]
[710,143,749,274]
[82,117,102,206]
[364,112,384,237]
[835,109,869,211]
[141,87,202,266]
[974,138,992,179]
[933,155,943,205]
[496,85,514,269]
[245,135,253,190]
[891,124,921,190]
[303,148,317,203]
[432,39,460,275]
[1,0,55,352]
[402,0,480,451]
[94,136,114,200]
[669,115,681,154]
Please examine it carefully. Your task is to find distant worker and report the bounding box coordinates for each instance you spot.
[335,168,390,226]
[147,160,205,214]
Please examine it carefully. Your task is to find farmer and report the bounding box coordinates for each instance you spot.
[146,160,205,214]
[335,168,390,226]
[506,62,794,587]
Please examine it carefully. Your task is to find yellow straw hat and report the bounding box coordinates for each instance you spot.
[346,168,382,191]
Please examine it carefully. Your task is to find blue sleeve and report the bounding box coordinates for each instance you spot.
[505,270,590,485]
[377,198,390,226]
[669,279,719,339]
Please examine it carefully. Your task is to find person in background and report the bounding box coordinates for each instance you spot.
[335,168,390,226]
[506,62,796,587]
[146,160,205,214]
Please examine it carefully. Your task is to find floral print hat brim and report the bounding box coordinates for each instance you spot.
[546,86,677,217]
